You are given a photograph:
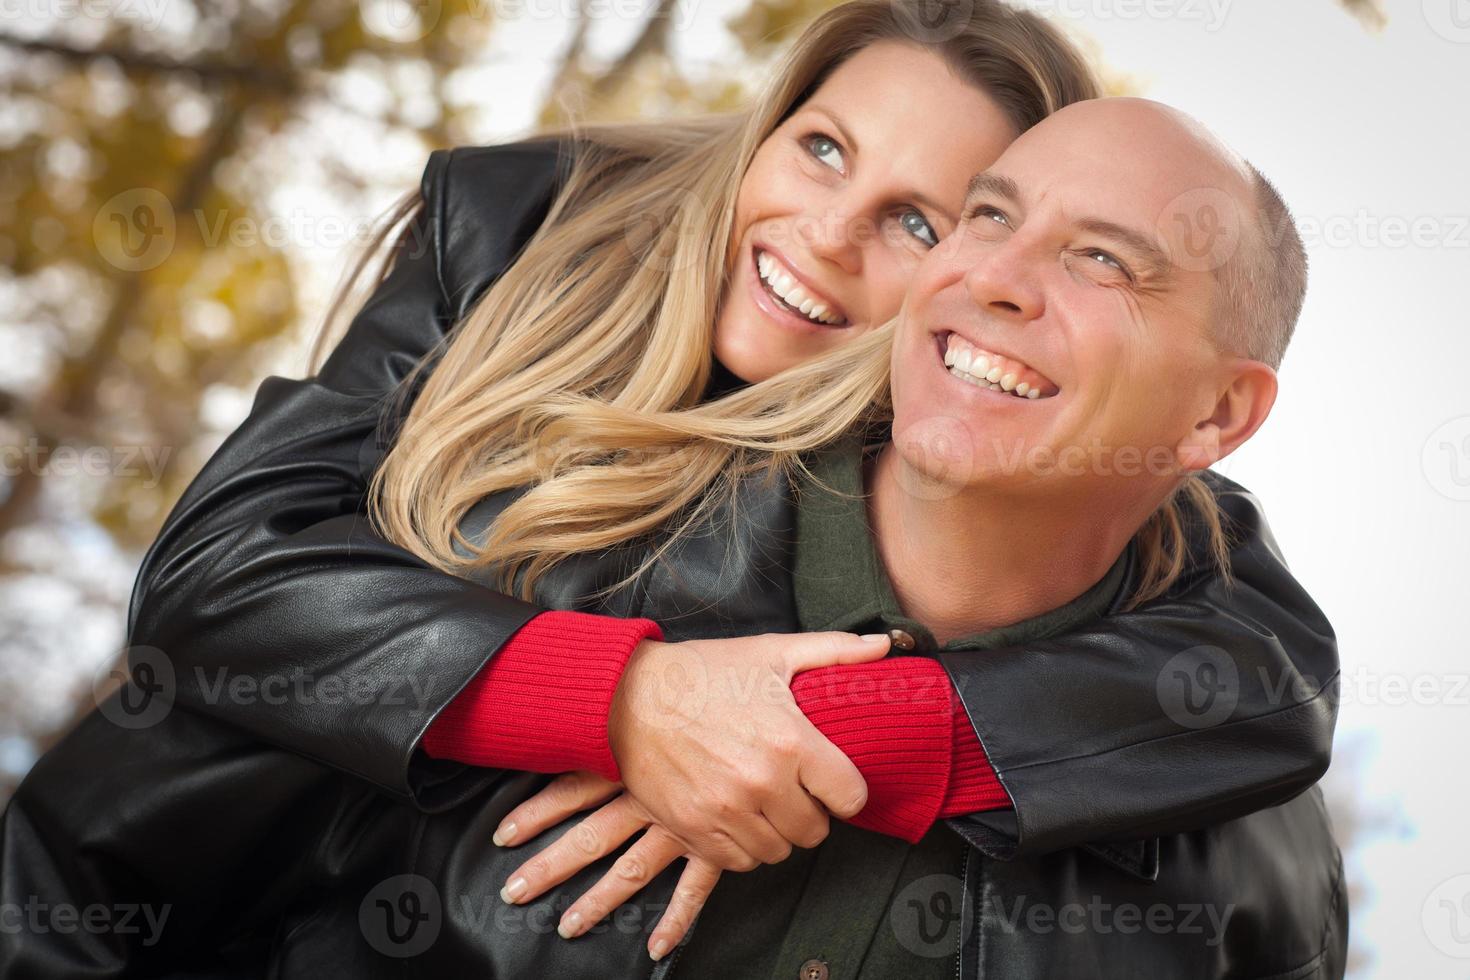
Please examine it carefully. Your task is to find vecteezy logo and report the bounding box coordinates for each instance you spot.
[359,874,442,958]
[1422,416,1470,501]
[1156,186,1242,274]
[1423,0,1470,42]
[93,189,176,272]
[1174,203,1223,261]
[889,873,970,957]
[360,0,442,42]
[1423,873,1470,958]
[892,0,975,43]
[1156,646,1238,729]
[94,646,175,730]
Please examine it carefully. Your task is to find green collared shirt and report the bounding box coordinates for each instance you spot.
[666,435,1127,980]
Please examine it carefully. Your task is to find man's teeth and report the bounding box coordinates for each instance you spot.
[943,336,1051,399]
[756,250,843,325]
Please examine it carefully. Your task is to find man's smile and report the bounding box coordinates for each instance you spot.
[936,331,1059,399]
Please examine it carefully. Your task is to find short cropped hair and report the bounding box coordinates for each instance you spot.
[1213,166,1308,370]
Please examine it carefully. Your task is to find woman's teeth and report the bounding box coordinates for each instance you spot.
[756,250,844,325]
[943,335,1055,400]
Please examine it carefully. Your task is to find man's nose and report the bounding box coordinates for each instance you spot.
[962,237,1044,321]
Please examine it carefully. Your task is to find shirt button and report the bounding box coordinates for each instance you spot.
[887,628,916,651]
[799,959,830,980]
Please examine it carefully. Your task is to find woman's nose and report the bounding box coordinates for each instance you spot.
[801,202,864,276]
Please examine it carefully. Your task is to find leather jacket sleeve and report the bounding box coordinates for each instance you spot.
[939,473,1339,868]
[0,697,349,977]
[124,140,572,810]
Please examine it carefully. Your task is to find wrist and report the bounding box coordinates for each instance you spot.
[608,638,663,767]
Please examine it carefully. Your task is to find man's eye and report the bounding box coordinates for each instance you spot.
[899,209,939,248]
[964,204,1010,227]
[805,134,845,173]
[1086,248,1122,269]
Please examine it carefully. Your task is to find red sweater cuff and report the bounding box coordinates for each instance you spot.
[420,610,663,781]
[940,705,1013,817]
[790,657,954,845]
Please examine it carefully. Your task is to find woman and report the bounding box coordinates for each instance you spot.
[106,0,1335,965]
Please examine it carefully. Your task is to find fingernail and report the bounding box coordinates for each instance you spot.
[493,821,517,846]
[500,877,527,904]
[859,633,890,644]
[558,911,583,939]
[650,938,669,961]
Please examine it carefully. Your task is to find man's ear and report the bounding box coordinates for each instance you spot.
[1175,358,1278,472]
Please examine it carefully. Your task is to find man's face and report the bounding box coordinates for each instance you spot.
[890,98,1257,508]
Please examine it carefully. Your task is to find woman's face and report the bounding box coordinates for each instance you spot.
[715,40,1022,384]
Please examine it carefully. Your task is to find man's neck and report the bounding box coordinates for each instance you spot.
[865,443,1136,645]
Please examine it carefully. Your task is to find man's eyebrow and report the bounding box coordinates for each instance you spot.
[964,172,1021,207]
[1077,218,1174,279]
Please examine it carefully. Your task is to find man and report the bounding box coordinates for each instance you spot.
[0,99,1343,979]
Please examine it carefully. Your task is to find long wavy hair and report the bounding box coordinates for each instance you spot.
[337,0,1227,608]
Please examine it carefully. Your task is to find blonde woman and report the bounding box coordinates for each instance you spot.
[39,0,1336,969]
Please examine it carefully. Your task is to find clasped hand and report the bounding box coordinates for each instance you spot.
[491,630,891,960]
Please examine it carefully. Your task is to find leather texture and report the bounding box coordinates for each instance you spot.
[0,139,1346,977]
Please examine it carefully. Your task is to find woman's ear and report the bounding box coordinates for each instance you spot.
[1175,358,1278,472]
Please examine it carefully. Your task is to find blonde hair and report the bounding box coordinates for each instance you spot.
[354,0,1113,603]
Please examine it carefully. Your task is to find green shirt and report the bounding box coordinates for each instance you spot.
[665,435,1126,980]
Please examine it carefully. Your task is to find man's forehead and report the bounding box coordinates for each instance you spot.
[968,132,1252,281]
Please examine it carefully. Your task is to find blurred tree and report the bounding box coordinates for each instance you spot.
[0,0,499,794]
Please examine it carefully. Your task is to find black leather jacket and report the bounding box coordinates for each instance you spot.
[0,454,1347,978]
[0,141,1346,977]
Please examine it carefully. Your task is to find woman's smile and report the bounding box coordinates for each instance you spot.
[747,244,851,334]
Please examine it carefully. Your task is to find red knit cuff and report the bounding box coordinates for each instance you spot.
[420,610,663,782]
[790,656,954,845]
[940,706,1013,817]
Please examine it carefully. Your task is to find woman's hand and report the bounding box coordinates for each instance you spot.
[494,771,721,961]
[606,631,891,870]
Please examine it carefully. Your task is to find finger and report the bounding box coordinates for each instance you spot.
[502,794,647,905]
[556,825,689,939]
[648,857,723,961]
[676,816,782,872]
[712,807,796,867]
[760,785,831,851]
[794,735,870,820]
[495,770,623,847]
[777,631,890,676]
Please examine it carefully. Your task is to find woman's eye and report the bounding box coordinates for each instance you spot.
[899,209,939,248]
[805,134,845,173]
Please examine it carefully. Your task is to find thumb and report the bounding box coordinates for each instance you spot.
[778,631,891,676]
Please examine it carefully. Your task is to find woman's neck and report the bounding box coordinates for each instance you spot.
[701,356,749,401]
